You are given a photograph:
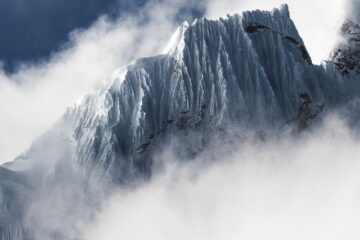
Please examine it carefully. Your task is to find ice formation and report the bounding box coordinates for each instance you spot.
[1,5,360,239]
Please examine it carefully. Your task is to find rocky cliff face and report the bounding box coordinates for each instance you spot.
[2,5,360,239]
[331,19,360,76]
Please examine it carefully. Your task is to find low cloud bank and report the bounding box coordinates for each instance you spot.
[83,115,360,240]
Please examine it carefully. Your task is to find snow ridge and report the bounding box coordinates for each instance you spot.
[2,5,360,239]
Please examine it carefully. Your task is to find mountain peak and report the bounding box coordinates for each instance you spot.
[164,21,189,57]
[276,4,290,18]
[3,6,360,239]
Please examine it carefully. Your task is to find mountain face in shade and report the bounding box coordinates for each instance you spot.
[2,5,360,239]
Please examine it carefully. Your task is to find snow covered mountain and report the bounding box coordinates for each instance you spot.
[1,4,360,239]
[59,4,357,182]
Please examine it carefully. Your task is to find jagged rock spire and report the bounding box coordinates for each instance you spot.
[331,19,360,76]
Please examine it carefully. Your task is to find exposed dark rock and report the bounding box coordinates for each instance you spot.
[246,22,312,64]
[299,46,312,64]
[136,141,151,154]
[177,115,191,130]
[245,23,269,33]
[281,93,325,133]
[284,36,300,45]
[331,19,360,75]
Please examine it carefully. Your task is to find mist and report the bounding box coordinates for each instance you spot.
[0,0,197,164]
[1,0,360,238]
[82,114,360,240]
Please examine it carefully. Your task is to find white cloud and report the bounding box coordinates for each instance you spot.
[1,1,359,238]
[83,115,360,240]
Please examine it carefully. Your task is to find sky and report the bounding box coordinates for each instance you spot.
[0,0,204,73]
[0,0,145,72]
[0,0,347,72]
[0,0,355,163]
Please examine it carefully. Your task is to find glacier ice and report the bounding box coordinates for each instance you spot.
[2,4,360,239]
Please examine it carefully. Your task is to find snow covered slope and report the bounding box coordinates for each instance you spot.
[60,4,352,181]
[2,4,360,239]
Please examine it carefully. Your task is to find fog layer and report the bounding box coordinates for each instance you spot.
[83,115,360,240]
